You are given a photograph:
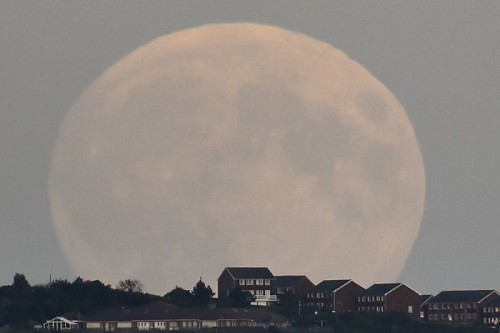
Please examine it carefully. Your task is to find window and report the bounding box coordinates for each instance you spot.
[265,279,270,285]
[256,279,263,285]
[246,279,254,285]
[362,296,366,302]
[240,279,245,286]
[408,306,413,314]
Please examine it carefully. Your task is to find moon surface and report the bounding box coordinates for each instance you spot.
[49,23,425,294]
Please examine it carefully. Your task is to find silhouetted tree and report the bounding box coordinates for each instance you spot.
[192,278,214,307]
[227,288,255,307]
[13,273,31,293]
[117,279,144,293]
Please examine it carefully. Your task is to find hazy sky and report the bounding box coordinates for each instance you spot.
[1,1,498,295]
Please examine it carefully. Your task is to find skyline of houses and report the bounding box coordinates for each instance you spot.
[36,266,500,330]
[216,266,499,327]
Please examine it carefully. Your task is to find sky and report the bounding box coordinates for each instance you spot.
[1,1,499,296]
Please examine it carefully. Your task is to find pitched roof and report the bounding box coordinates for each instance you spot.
[429,290,499,304]
[85,307,135,322]
[483,296,500,308]
[225,267,274,279]
[360,283,403,296]
[275,275,310,288]
[420,294,433,306]
[44,317,80,325]
[84,302,288,324]
[129,301,180,320]
[310,280,351,293]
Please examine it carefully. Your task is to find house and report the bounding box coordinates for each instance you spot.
[419,294,434,321]
[482,295,500,327]
[426,290,500,326]
[275,275,315,302]
[84,301,289,331]
[218,267,277,306]
[357,283,421,320]
[41,317,83,331]
[84,306,137,331]
[306,279,364,314]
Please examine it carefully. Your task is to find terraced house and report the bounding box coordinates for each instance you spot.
[306,279,364,314]
[275,275,315,303]
[482,296,500,327]
[218,267,277,306]
[356,283,421,320]
[426,290,499,326]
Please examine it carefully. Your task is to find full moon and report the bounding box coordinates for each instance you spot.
[49,23,425,294]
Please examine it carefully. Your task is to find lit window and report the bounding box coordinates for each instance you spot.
[240,279,245,285]
[408,306,413,314]
[246,279,254,285]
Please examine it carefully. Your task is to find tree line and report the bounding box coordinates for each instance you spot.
[0,273,221,327]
